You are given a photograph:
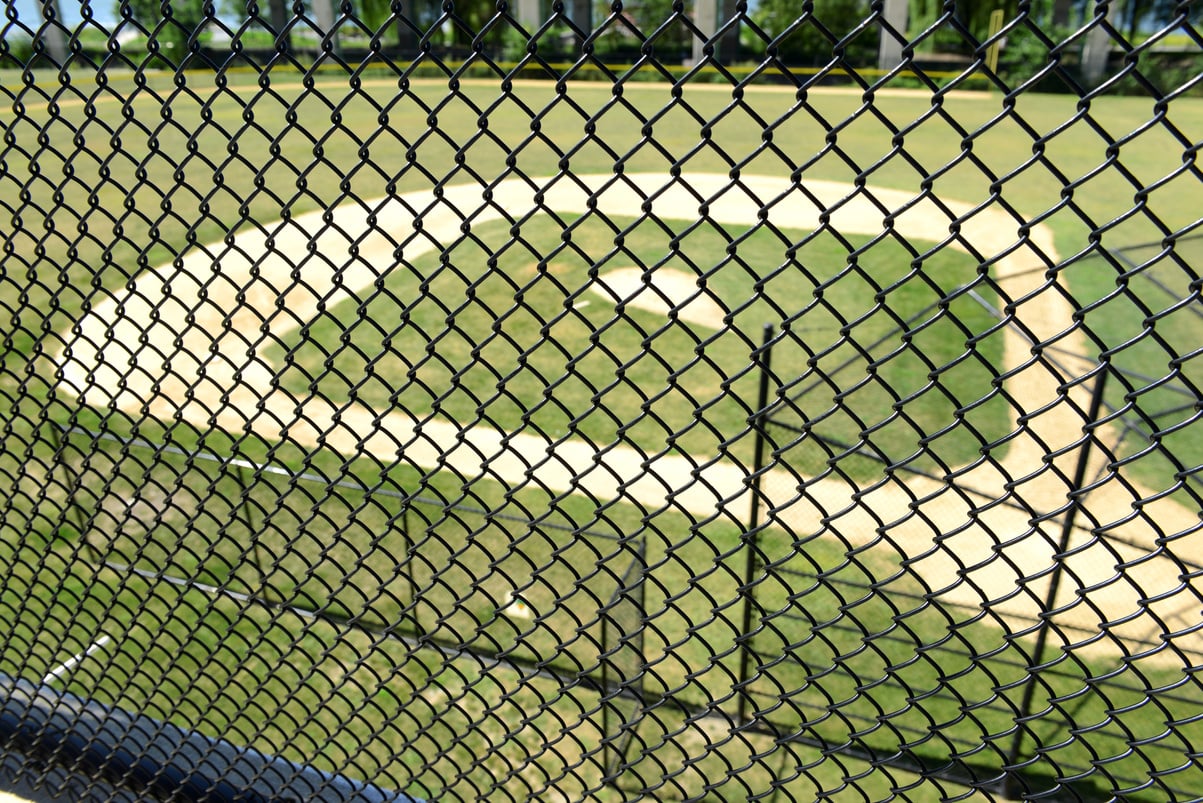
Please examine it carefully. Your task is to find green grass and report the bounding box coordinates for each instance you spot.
[742,523,1203,801]
[59,427,635,674]
[1059,236,1203,500]
[45,425,1203,801]
[270,213,1006,477]
[0,540,973,801]
[2,69,1203,800]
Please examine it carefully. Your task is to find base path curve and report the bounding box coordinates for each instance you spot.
[58,172,1201,661]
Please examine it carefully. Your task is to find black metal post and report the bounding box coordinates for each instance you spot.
[602,537,648,786]
[401,502,422,636]
[236,464,269,592]
[51,425,92,553]
[737,323,774,725]
[1003,368,1109,798]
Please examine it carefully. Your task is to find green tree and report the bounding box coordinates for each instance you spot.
[636,0,689,56]
[219,0,296,53]
[1117,0,1196,38]
[957,0,1017,43]
[442,0,495,46]
[754,0,874,65]
[356,0,428,51]
[116,0,207,62]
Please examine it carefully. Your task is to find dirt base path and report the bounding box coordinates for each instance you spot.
[59,173,1200,661]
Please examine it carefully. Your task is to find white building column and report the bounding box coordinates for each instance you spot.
[691,0,716,64]
[516,0,541,28]
[38,0,69,66]
[877,0,908,71]
[312,0,340,55]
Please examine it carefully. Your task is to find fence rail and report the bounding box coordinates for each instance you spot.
[2,1,1202,801]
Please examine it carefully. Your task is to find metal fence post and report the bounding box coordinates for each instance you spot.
[236,464,269,592]
[50,425,91,552]
[737,323,774,725]
[1003,368,1110,798]
[602,537,647,786]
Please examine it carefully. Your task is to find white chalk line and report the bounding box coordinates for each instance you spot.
[42,635,112,687]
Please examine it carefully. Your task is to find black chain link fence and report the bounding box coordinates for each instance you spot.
[2,0,1202,800]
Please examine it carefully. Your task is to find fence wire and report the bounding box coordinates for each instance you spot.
[2,1,1202,801]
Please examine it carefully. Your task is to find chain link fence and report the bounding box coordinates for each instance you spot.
[2,0,1202,800]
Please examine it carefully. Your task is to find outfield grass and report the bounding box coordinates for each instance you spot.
[2,68,1202,800]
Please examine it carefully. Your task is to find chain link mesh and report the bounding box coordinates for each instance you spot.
[2,1,1202,800]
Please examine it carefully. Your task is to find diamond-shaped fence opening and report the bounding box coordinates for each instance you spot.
[2,1,1202,801]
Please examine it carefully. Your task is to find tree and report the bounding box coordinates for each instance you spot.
[265,0,293,53]
[220,0,297,53]
[356,0,419,51]
[636,0,689,57]
[956,0,1017,44]
[1118,0,1196,39]
[442,0,496,47]
[115,0,207,62]
[1050,0,1073,26]
[754,0,875,66]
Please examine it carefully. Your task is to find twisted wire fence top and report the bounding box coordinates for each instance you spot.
[1,1,1202,801]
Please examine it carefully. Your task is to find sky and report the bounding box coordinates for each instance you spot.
[9,0,110,30]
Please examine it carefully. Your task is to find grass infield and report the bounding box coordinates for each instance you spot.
[271,213,1005,477]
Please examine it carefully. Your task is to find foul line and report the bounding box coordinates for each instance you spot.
[41,635,112,686]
